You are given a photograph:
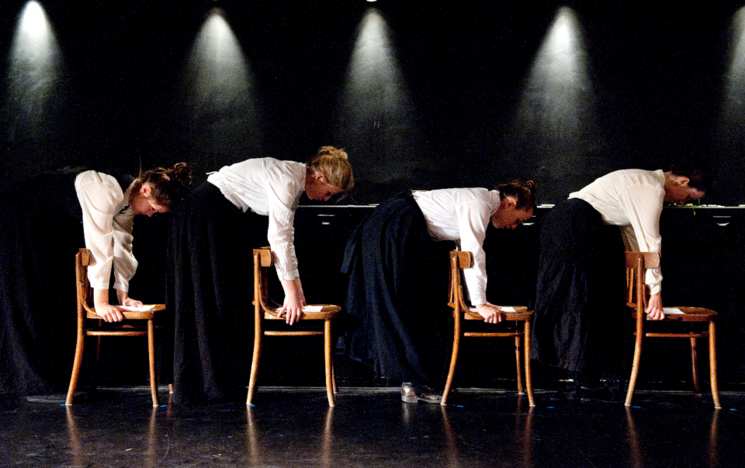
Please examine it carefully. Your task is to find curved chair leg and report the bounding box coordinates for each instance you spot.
[247,328,263,406]
[324,320,335,407]
[625,330,644,407]
[690,336,701,396]
[147,319,159,407]
[515,335,524,395]
[441,317,462,406]
[96,332,102,364]
[66,333,86,406]
[331,335,337,395]
[332,363,337,395]
[709,321,721,409]
[524,321,535,407]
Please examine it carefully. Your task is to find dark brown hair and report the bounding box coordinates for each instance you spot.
[133,162,193,208]
[669,159,713,192]
[497,179,537,210]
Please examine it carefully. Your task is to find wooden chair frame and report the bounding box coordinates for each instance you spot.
[625,251,721,408]
[441,250,535,406]
[66,248,164,406]
[247,247,340,407]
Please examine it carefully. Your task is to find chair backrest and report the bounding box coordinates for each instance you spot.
[253,247,274,314]
[448,250,473,313]
[625,251,660,311]
[75,248,94,320]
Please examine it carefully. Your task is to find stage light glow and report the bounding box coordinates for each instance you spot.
[186,11,251,110]
[337,9,418,186]
[720,8,745,136]
[715,7,745,204]
[509,7,595,196]
[18,1,48,39]
[517,7,591,137]
[7,1,64,145]
[182,9,259,164]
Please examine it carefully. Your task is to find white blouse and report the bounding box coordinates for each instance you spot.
[75,170,137,292]
[413,188,502,306]
[569,169,665,294]
[207,158,306,281]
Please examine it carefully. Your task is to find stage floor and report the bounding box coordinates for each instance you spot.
[2,385,743,467]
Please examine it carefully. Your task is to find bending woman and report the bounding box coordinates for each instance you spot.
[530,162,711,396]
[168,147,354,405]
[0,163,193,396]
[342,182,537,403]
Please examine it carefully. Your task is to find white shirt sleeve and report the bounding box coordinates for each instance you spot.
[76,172,137,291]
[112,208,137,291]
[618,183,664,294]
[266,175,302,281]
[457,200,493,306]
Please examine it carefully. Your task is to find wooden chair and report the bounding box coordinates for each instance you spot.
[624,251,721,408]
[247,247,341,407]
[441,250,535,406]
[66,248,164,406]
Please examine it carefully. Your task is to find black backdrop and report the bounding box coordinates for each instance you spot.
[4,0,745,389]
[2,0,744,204]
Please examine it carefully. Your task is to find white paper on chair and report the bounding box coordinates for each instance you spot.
[274,305,324,313]
[470,306,517,313]
[118,304,156,312]
[645,307,683,315]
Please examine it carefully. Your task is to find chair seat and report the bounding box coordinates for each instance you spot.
[84,304,165,321]
[262,304,341,321]
[458,306,532,321]
[629,306,717,322]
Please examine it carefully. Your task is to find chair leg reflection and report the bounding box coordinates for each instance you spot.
[65,407,83,468]
[625,407,643,468]
[246,405,335,466]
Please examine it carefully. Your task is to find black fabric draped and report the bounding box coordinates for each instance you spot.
[166,182,268,405]
[0,172,85,395]
[341,192,451,388]
[530,198,626,374]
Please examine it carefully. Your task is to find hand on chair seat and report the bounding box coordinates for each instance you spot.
[646,293,664,320]
[94,302,124,322]
[475,303,503,324]
[278,277,307,325]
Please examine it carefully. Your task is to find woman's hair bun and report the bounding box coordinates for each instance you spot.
[317,146,348,160]
[168,162,193,186]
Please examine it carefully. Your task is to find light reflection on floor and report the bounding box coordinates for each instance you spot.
[2,386,743,467]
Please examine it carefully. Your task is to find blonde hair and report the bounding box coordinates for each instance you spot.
[305,146,354,192]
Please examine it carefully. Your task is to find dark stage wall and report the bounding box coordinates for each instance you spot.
[4,0,745,389]
[2,1,745,204]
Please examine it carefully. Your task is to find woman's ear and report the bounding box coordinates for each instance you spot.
[140,184,153,198]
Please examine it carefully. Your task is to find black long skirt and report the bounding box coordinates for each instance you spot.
[167,182,268,405]
[341,193,451,388]
[0,173,83,395]
[530,198,626,375]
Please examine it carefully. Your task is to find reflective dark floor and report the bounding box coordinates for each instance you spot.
[2,386,744,468]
